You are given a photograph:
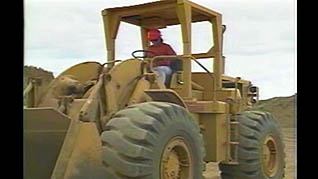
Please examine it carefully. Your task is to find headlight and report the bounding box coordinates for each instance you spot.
[249,86,258,93]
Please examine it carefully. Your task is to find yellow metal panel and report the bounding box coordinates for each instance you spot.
[192,52,214,59]
[140,17,167,29]
[102,0,220,27]
[192,73,215,100]
[177,0,192,49]
[211,15,223,90]
[102,11,121,66]
[216,88,241,101]
[176,1,192,99]
[199,113,228,162]
[103,78,119,121]
[59,62,103,83]
[62,123,107,178]
[128,77,151,105]
[185,100,226,114]
[222,74,250,84]
[103,59,144,119]
[140,27,150,50]
[145,89,187,108]
[191,81,204,91]
[192,89,203,101]
[216,88,242,114]
[24,108,72,179]
[184,0,222,17]
[103,2,176,18]
[67,99,86,119]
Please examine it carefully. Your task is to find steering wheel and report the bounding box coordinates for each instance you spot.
[131,50,157,59]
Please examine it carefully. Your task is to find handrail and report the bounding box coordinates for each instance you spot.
[148,54,212,75]
[147,55,186,71]
[148,55,217,101]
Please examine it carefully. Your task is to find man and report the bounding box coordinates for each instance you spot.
[146,29,176,85]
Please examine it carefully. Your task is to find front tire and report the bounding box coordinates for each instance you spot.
[100,102,205,179]
[219,111,285,179]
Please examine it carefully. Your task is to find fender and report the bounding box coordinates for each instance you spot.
[144,89,187,109]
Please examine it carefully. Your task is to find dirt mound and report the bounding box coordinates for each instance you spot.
[24,66,55,105]
[24,66,54,88]
[251,94,297,128]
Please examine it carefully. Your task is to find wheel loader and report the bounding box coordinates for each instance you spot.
[23,0,285,178]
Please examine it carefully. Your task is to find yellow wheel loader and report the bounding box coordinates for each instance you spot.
[24,0,285,178]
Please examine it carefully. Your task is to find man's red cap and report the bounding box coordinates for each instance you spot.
[147,29,161,41]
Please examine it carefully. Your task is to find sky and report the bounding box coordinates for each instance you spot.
[24,0,296,100]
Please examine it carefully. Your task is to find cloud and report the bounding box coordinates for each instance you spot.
[24,0,296,99]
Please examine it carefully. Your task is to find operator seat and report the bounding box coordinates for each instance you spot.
[165,58,183,87]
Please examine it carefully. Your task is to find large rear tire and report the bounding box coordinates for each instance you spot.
[219,111,285,179]
[100,102,205,179]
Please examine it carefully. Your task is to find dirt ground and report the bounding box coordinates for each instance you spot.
[203,128,296,179]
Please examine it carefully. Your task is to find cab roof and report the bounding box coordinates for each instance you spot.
[102,0,221,28]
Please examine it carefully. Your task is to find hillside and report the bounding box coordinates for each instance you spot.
[251,94,297,128]
[23,66,54,88]
[23,66,55,105]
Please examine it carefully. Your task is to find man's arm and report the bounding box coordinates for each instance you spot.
[145,47,156,58]
[165,44,177,55]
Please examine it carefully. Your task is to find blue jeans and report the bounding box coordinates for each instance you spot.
[153,66,172,84]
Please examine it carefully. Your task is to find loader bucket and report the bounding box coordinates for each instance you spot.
[24,107,108,179]
[23,108,71,179]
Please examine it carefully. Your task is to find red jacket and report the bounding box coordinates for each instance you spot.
[146,43,176,67]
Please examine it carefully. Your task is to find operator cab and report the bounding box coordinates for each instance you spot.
[131,49,183,88]
[102,0,226,99]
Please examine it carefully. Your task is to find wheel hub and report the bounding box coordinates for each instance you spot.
[163,151,180,178]
[161,137,193,179]
[262,135,278,177]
